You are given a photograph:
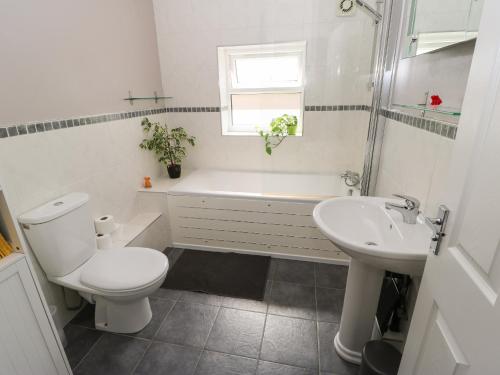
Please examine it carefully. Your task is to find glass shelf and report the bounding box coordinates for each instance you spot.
[392,103,461,116]
[123,91,173,105]
[123,96,173,101]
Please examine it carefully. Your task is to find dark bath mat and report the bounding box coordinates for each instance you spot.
[161,250,271,301]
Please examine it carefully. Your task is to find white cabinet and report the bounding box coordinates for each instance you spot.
[0,254,71,375]
[0,184,70,375]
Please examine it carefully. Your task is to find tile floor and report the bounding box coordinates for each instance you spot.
[64,248,358,375]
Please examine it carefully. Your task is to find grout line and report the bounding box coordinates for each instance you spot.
[150,299,177,340]
[130,340,153,375]
[192,304,222,374]
[202,304,222,349]
[72,331,105,371]
[314,265,322,375]
[255,312,269,374]
[254,278,273,374]
[191,349,204,375]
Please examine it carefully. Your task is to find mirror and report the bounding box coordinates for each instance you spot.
[403,0,484,58]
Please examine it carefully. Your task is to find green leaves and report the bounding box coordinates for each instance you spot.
[139,118,196,166]
[258,114,298,155]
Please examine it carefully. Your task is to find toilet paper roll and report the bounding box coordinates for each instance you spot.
[96,233,112,250]
[94,215,117,235]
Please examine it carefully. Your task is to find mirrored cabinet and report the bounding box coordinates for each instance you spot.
[404,0,484,57]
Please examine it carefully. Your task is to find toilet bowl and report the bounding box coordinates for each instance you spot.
[18,192,169,334]
[52,247,168,333]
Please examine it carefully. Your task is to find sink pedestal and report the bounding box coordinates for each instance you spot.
[334,258,385,364]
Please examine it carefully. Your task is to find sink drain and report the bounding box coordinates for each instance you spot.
[365,241,378,246]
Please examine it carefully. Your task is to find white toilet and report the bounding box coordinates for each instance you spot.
[18,192,169,334]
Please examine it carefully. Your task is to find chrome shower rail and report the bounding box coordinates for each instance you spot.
[356,0,383,22]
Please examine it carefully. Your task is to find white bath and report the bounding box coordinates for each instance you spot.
[147,169,359,263]
[168,169,360,202]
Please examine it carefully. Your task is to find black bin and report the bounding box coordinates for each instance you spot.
[359,340,402,375]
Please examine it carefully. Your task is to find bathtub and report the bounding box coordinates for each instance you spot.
[167,170,359,263]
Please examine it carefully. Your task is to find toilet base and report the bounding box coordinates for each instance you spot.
[94,296,152,333]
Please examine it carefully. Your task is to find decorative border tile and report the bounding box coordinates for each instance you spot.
[166,107,220,112]
[163,105,370,113]
[305,104,370,112]
[0,107,167,139]
[380,108,458,140]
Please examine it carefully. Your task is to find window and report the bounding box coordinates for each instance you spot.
[217,41,306,135]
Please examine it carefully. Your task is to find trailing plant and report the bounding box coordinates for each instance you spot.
[258,114,298,155]
[139,118,195,166]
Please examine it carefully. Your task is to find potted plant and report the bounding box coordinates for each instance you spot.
[258,114,298,155]
[139,118,195,179]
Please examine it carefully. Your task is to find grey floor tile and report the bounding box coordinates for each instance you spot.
[70,303,95,329]
[273,259,315,286]
[74,333,149,375]
[155,301,219,348]
[221,280,271,313]
[194,350,257,375]
[261,315,318,369]
[315,263,349,289]
[64,325,103,369]
[180,291,224,306]
[268,258,278,280]
[318,322,359,375]
[151,287,183,301]
[257,360,317,375]
[129,297,175,339]
[134,341,201,375]
[205,308,266,358]
[268,281,316,320]
[316,287,344,323]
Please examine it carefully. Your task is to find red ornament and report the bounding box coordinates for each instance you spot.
[430,95,442,106]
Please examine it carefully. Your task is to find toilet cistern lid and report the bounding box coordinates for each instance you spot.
[80,247,168,292]
[18,192,89,224]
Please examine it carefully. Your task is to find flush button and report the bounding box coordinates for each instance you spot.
[53,201,64,206]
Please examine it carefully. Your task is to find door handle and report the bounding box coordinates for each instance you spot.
[424,205,450,255]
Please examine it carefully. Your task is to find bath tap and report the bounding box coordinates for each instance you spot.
[341,170,361,187]
[385,194,420,224]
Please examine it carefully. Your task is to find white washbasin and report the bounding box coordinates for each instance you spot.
[312,196,433,365]
[313,196,432,275]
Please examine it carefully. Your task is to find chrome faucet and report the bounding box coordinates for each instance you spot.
[385,194,420,224]
[341,170,361,187]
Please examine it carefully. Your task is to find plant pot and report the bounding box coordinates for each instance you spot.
[167,164,182,179]
[287,125,297,136]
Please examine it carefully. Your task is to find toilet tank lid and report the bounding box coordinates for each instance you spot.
[18,193,90,224]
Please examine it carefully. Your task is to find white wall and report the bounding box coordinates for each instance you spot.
[153,0,377,174]
[0,0,164,124]
[0,0,166,325]
[166,111,370,174]
[376,119,455,215]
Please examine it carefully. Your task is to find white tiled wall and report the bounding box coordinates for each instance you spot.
[375,119,455,215]
[153,0,377,174]
[167,110,370,174]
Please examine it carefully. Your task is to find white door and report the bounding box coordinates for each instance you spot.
[399,1,500,374]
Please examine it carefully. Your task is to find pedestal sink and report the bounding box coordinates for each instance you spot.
[313,196,432,364]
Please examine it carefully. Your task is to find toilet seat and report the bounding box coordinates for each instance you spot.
[80,247,168,293]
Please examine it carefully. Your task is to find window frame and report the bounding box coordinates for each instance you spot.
[217,41,306,136]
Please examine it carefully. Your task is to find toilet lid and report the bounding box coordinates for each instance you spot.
[80,247,168,292]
